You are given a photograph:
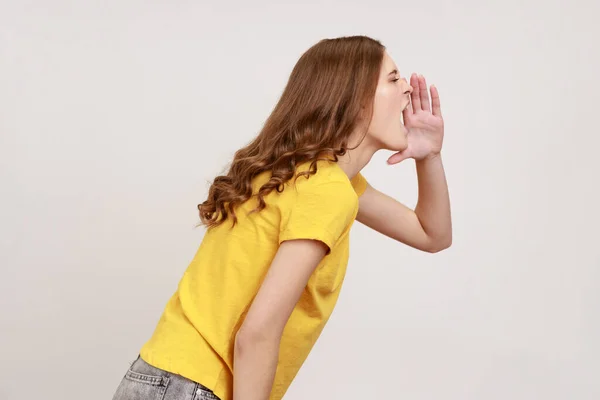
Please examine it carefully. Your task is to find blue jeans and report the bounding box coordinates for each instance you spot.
[112,356,221,400]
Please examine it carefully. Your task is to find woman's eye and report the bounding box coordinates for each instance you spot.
[392,77,400,82]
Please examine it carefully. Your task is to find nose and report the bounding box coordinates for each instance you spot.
[402,78,413,94]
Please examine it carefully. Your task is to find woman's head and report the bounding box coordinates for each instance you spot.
[198,35,411,228]
[364,50,413,152]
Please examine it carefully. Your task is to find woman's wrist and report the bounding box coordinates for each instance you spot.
[417,151,441,162]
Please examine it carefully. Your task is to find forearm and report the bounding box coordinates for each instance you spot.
[233,333,280,400]
[414,153,452,250]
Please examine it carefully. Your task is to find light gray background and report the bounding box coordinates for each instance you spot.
[1,1,599,399]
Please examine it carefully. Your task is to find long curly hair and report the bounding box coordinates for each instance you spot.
[197,35,385,228]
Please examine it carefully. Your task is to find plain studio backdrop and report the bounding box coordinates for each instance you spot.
[1,1,599,399]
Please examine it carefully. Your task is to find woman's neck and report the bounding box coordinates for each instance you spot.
[336,139,377,180]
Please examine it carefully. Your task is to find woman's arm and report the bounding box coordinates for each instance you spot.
[356,154,452,253]
[356,73,451,253]
[233,239,327,400]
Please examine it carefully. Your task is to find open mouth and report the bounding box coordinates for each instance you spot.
[400,101,410,126]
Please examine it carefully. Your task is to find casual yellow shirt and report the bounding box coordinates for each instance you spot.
[140,160,368,400]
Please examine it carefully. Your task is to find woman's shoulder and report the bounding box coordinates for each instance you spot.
[275,161,358,216]
[289,160,354,192]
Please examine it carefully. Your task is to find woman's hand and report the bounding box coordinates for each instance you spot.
[387,73,444,164]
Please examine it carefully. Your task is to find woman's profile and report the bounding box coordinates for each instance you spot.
[112,35,452,400]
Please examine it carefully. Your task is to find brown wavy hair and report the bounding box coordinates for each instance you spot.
[197,35,385,228]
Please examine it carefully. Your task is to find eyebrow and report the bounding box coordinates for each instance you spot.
[388,69,398,76]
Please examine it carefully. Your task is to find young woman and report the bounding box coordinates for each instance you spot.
[112,35,451,400]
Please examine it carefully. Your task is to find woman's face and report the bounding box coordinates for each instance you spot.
[365,50,413,151]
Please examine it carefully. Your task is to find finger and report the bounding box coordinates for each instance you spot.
[430,85,442,117]
[387,150,410,165]
[410,73,421,112]
[419,75,431,112]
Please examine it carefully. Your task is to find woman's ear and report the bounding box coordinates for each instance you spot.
[357,103,373,125]
[357,103,367,121]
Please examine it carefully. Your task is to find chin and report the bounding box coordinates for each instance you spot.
[386,129,408,151]
[395,142,409,152]
[385,140,408,152]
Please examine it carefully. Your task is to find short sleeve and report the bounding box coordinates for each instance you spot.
[279,179,357,252]
[350,172,368,197]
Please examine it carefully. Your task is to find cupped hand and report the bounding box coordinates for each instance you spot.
[387,73,444,164]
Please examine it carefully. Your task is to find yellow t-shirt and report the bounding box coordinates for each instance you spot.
[140,160,368,400]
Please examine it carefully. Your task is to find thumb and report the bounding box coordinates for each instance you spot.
[387,150,411,165]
